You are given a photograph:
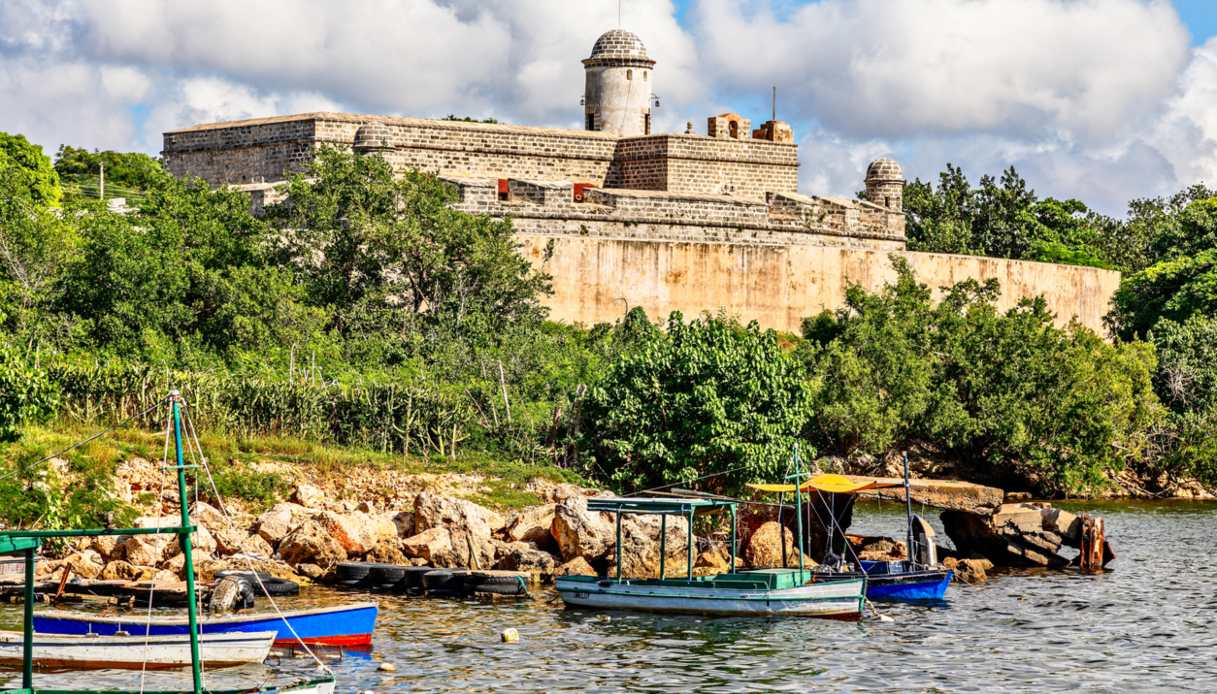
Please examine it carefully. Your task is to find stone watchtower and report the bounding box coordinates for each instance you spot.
[583,29,655,136]
[864,158,905,211]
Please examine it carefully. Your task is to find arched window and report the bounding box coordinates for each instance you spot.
[627,69,633,80]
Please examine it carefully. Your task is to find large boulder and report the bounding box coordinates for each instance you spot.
[401,527,453,565]
[168,525,217,557]
[413,494,497,568]
[504,504,556,545]
[100,560,154,582]
[123,535,172,568]
[610,514,690,579]
[278,519,347,568]
[554,556,597,577]
[236,533,274,558]
[255,503,312,545]
[494,540,559,575]
[292,482,327,509]
[550,496,613,562]
[525,478,598,503]
[744,521,802,568]
[64,550,105,579]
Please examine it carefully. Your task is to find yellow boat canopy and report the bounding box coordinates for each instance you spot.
[747,473,904,495]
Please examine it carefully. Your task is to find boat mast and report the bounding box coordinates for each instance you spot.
[903,451,914,568]
[171,391,204,694]
[793,446,805,579]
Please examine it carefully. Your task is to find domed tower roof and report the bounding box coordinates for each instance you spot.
[584,29,655,67]
[865,158,904,181]
[353,121,392,152]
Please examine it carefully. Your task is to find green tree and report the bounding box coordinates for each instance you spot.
[270,148,551,356]
[0,132,61,208]
[584,312,811,495]
[0,347,58,442]
[1108,248,1217,340]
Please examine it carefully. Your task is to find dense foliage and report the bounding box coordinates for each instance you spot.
[584,310,811,495]
[802,260,1161,494]
[3,129,1217,500]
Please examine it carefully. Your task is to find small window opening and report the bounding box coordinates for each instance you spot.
[586,113,596,131]
[884,196,891,208]
[627,69,633,80]
[729,121,739,139]
[643,71,648,81]
[645,112,651,135]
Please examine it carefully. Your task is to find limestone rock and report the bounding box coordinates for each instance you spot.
[856,538,907,562]
[168,525,216,556]
[297,563,325,580]
[744,521,795,568]
[391,511,415,538]
[90,535,120,562]
[554,556,597,577]
[401,527,452,565]
[256,503,310,545]
[694,546,731,574]
[236,533,274,558]
[292,482,327,509]
[944,556,992,584]
[610,513,690,579]
[64,550,105,579]
[123,535,171,567]
[190,501,229,532]
[212,526,251,556]
[494,541,558,575]
[278,519,348,567]
[162,549,214,579]
[412,493,497,568]
[525,478,598,503]
[504,504,556,545]
[100,560,153,582]
[550,496,613,562]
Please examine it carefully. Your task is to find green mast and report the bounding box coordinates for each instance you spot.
[170,391,204,694]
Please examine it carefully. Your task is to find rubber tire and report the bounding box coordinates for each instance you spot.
[470,579,527,596]
[336,562,372,584]
[216,571,299,597]
[401,566,434,595]
[365,564,407,590]
[422,569,469,597]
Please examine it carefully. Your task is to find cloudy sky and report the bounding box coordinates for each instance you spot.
[2,0,1216,215]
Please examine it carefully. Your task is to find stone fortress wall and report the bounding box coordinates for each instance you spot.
[161,28,1121,335]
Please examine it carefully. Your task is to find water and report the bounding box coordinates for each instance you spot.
[4,501,1216,693]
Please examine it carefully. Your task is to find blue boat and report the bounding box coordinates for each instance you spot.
[858,560,952,602]
[33,602,378,648]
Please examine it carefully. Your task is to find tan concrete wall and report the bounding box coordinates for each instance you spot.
[517,234,1120,334]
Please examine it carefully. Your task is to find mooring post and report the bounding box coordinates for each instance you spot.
[21,546,34,689]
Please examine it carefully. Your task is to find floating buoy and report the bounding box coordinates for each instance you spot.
[378,662,398,672]
[500,627,520,643]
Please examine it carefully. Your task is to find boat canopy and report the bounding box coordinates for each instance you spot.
[747,473,904,495]
[587,496,737,515]
[0,535,41,556]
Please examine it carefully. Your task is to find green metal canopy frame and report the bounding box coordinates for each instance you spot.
[587,496,739,583]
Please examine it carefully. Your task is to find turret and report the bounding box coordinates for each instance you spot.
[865,158,904,211]
[583,29,655,136]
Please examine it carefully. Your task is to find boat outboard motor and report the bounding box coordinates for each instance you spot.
[911,515,937,568]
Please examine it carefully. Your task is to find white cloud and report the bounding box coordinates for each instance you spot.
[2,0,1216,216]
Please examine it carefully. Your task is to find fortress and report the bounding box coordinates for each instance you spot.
[162,29,1119,333]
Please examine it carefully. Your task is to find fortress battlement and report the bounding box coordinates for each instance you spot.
[163,27,1119,335]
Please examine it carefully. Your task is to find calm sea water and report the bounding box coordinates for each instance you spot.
[4,501,1216,693]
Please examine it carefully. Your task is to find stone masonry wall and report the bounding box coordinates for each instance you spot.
[516,234,1121,334]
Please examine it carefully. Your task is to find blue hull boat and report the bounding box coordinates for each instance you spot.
[859,560,952,602]
[33,602,378,647]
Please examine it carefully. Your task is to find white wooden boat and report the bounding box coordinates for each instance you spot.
[0,630,275,670]
[556,571,865,618]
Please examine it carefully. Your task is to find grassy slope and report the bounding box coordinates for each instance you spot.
[0,423,586,530]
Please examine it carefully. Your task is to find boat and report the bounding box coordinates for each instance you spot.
[0,390,339,694]
[555,451,867,620]
[0,630,275,670]
[800,454,953,603]
[33,602,378,647]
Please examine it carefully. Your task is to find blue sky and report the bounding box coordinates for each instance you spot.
[3,0,1217,215]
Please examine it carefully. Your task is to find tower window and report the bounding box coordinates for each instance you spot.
[645,113,651,135]
[643,72,647,81]
[627,69,633,80]
[586,113,595,131]
[885,196,891,208]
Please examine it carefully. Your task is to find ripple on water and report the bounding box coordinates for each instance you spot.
[3,501,1217,692]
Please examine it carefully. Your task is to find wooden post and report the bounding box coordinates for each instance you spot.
[1079,514,1105,574]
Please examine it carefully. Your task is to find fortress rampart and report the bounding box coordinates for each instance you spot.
[161,27,1121,336]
